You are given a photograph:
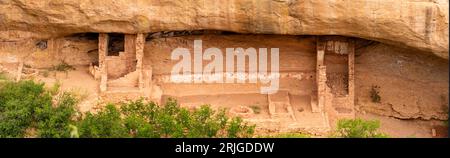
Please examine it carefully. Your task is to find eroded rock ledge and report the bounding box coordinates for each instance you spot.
[0,0,448,58]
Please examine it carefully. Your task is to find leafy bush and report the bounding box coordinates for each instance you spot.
[0,80,51,137]
[124,114,156,138]
[333,118,388,138]
[0,80,255,138]
[78,99,255,138]
[0,80,79,138]
[151,99,254,138]
[227,117,254,138]
[48,81,61,96]
[78,104,129,138]
[260,133,311,138]
[35,92,78,138]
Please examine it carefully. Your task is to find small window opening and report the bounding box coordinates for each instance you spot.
[108,33,124,56]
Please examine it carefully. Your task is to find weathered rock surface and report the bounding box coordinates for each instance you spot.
[355,42,449,120]
[0,0,448,58]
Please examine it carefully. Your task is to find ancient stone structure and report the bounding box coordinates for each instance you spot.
[314,37,356,121]
[98,33,108,92]
[0,0,447,137]
[83,33,359,133]
[92,33,150,101]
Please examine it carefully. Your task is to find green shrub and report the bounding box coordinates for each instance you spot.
[77,104,129,138]
[78,98,256,138]
[260,133,311,138]
[0,80,256,138]
[333,118,388,138]
[227,117,255,138]
[69,124,79,138]
[35,92,78,138]
[155,99,254,138]
[124,114,157,138]
[120,98,158,119]
[48,81,61,96]
[182,105,228,138]
[0,80,52,138]
[127,99,254,138]
[0,80,79,138]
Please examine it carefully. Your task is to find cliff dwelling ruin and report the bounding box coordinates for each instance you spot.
[1,29,448,137]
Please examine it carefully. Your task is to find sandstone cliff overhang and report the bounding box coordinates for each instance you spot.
[0,0,448,59]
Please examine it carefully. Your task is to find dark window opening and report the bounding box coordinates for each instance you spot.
[108,33,125,56]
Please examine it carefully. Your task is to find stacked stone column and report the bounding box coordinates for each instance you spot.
[136,33,145,90]
[348,40,355,107]
[99,33,109,92]
[314,38,326,113]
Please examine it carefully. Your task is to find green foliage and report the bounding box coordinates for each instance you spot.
[69,124,79,138]
[48,81,61,96]
[277,133,311,138]
[120,99,160,138]
[120,98,158,119]
[180,105,228,138]
[0,80,255,138]
[124,114,156,138]
[227,117,255,138]
[0,80,51,137]
[151,99,254,138]
[35,92,78,138]
[370,85,381,103]
[260,133,311,138]
[333,118,389,138]
[0,80,79,138]
[78,98,255,138]
[77,104,129,138]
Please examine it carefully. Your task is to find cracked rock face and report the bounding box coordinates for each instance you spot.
[0,0,448,59]
[355,42,448,121]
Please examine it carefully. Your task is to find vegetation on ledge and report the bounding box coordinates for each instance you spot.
[0,79,389,138]
[0,80,255,138]
[331,118,389,138]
